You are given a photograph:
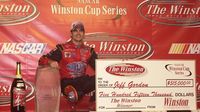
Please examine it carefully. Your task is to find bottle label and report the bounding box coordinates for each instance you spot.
[13,88,26,107]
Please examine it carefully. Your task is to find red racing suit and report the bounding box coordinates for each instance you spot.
[39,40,97,79]
[38,40,97,101]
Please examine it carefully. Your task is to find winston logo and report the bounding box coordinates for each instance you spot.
[84,33,153,59]
[0,0,39,26]
[106,63,145,76]
[0,75,34,106]
[165,64,192,76]
[137,0,200,26]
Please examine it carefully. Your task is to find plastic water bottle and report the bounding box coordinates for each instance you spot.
[35,66,61,112]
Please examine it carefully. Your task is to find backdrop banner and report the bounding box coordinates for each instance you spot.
[0,0,199,111]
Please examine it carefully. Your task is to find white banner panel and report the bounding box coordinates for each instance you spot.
[96,59,196,111]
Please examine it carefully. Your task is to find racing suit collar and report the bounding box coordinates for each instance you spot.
[68,39,84,48]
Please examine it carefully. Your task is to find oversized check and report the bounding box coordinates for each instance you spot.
[96,59,196,111]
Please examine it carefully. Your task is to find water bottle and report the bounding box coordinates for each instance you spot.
[35,65,61,112]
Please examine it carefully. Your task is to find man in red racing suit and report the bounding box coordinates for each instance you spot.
[38,21,97,104]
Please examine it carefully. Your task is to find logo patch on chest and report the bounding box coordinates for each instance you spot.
[67,62,87,75]
[64,52,75,58]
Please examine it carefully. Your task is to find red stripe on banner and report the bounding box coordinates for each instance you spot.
[183,44,189,54]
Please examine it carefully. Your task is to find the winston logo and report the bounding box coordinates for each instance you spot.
[137,0,200,26]
[169,43,200,54]
[106,63,146,76]
[165,64,192,76]
[84,33,153,59]
[0,0,39,26]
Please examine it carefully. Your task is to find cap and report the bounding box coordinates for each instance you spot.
[70,21,85,32]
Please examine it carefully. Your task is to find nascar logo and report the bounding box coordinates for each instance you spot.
[0,43,46,54]
[169,43,200,54]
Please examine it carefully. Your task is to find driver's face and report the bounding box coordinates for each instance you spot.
[71,29,85,42]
